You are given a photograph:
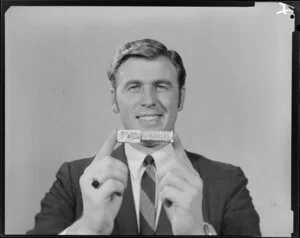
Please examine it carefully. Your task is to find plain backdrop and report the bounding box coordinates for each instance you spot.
[5,3,294,236]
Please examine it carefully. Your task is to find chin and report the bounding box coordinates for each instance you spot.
[141,140,161,147]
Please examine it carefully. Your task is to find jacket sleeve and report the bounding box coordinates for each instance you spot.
[221,167,261,236]
[26,162,77,235]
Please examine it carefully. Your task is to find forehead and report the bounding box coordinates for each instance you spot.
[115,56,179,86]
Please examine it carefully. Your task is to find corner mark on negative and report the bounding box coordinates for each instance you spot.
[276,2,294,16]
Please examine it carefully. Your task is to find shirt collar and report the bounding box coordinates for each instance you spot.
[125,143,175,180]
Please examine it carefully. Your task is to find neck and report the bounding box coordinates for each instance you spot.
[129,142,169,154]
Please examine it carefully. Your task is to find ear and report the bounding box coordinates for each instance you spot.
[110,88,120,113]
[178,86,185,111]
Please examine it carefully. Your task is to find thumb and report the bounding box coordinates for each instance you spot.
[172,132,186,160]
[95,129,118,162]
[172,132,194,170]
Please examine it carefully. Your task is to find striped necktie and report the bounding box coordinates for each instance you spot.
[140,155,156,235]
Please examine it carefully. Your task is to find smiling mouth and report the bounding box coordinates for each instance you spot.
[137,115,163,121]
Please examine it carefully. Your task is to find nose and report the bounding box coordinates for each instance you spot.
[141,87,157,107]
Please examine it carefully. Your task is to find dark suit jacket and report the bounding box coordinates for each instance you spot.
[27,144,261,236]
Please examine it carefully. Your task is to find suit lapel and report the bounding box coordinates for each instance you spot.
[155,205,173,235]
[186,151,209,224]
[111,144,139,235]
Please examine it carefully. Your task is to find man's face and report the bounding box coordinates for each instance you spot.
[111,56,185,132]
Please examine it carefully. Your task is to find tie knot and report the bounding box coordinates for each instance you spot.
[144,155,155,166]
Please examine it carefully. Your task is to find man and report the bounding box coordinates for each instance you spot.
[27,39,261,235]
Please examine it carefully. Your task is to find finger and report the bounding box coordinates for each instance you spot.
[157,160,191,185]
[94,129,118,162]
[172,132,195,170]
[159,185,185,208]
[100,178,126,200]
[172,131,186,160]
[81,159,128,193]
[93,155,128,174]
[93,162,128,187]
[157,159,201,190]
[157,170,190,193]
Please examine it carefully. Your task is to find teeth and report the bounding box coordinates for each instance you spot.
[139,116,159,121]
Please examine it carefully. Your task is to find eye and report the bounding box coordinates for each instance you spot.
[128,84,140,91]
[156,84,168,91]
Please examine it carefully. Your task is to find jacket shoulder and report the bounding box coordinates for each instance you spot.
[186,150,240,181]
[61,156,95,179]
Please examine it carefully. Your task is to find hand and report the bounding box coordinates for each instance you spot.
[67,129,128,235]
[157,132,205,235]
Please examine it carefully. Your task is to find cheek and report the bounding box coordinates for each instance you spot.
[117,99,137,118]
[119,107,135,128]
[159,94,179,110]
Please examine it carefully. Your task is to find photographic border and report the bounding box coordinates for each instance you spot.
[1,1,299,237]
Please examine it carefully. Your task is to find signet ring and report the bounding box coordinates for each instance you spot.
[91,177,101,189]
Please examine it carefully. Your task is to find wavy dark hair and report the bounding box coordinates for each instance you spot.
[107,38,186,90]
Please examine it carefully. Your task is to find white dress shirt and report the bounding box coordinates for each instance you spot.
[59,143,175,235]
